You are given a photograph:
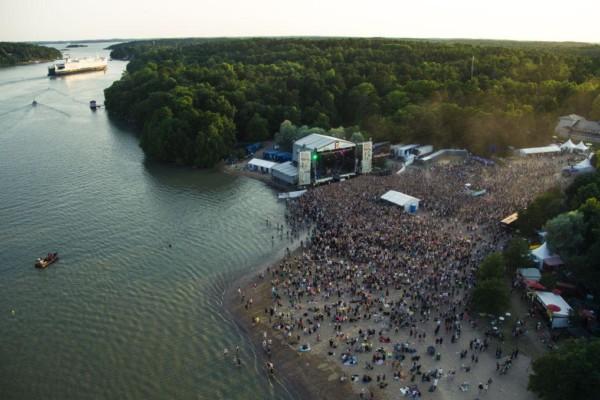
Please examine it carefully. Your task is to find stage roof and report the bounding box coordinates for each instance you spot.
[294,134,355,152]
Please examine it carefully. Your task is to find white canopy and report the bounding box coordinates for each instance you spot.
[381,190,421,208]
[518,144,561,155]
[531,242,552,266]
[560,139,577,152]
[575,141,590,151]
[535,291,572,318]
[518,268,541,281]
[574,157,595,172]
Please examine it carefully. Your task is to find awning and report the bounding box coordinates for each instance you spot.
[525,280,547,291]
[501,213,518,225]
[544,256,564,268]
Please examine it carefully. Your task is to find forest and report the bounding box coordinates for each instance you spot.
[104,38,600,167]
[0,42,61,67]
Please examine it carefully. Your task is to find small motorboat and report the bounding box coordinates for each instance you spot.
[90,100,98,110]
[35,252,59,269]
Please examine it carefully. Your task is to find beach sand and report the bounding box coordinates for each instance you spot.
[226,251,358,400]
[229,257,539,400]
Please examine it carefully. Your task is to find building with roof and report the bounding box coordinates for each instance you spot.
[272,161,298,185]
[390,144,420,161]
[417,149,468,165]
[247,158,277,174]
[380,190,420,213]
[556,114,600,143]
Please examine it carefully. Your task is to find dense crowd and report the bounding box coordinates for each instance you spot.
[241,154,573,399]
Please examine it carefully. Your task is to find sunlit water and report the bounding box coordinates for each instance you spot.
[0,43,295,400]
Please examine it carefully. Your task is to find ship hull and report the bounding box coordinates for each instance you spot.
[48,65,107,76]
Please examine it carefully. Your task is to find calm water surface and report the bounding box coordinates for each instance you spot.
[0,43,295,400]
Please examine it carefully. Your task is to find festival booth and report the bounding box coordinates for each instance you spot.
[534,291,573,329]
[380,190,420,213]
[530,243,562,270]
[517,268,541,282]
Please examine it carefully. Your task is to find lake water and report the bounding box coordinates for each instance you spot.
[0,43,295,400]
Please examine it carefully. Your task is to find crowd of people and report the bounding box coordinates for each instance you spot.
[239,153,574,399]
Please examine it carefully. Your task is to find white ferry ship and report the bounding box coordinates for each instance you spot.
[48,56,108,76]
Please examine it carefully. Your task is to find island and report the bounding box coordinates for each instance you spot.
[66,44,88,48]
[0,42,61,67]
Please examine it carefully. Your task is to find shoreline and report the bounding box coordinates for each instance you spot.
[224,244,360,400]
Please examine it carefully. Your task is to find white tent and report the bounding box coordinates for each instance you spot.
[380,190,420,213]
[534,291,572,328]
[531,242,552,268]
[563,156,596,175]
[560,139,577,152]
[518,268,541,281]
[574,157,595,173]
[518,144,561,156]
[575,141,590,152]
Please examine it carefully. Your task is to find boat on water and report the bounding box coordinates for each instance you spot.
[48,56,107,76]
[35,252,59,269]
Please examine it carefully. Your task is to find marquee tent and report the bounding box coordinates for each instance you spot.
[575,141,590,152]
[381,190,420,213]
[560,139,577,152]
[531,242,559,269]
[563,156,595,175]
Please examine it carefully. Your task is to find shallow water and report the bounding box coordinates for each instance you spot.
[0,43,295,400]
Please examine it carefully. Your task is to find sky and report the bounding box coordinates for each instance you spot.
[1,0,599,43]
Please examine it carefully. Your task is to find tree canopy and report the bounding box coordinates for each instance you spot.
[528,338,600,400]
[472,252,510,315]
[0,42,60,67]
[104,38,600,167]
[503,237,535,273]
[529,170,600,296]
